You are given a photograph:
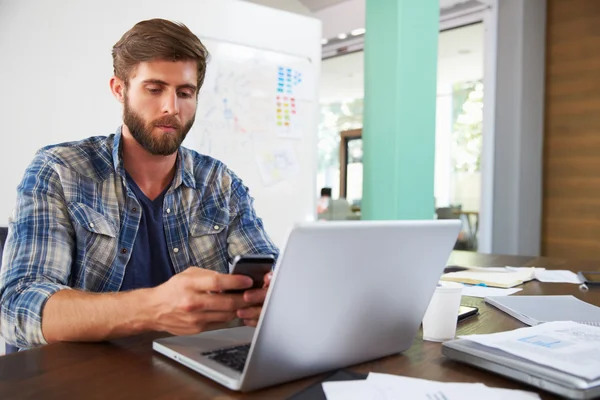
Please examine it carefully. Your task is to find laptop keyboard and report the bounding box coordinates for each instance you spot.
[201,343,251,373]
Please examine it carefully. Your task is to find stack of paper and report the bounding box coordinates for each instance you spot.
[322,373,540,400]
[459,321,600,381]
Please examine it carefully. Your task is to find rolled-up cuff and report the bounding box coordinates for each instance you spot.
[4,282,72,348]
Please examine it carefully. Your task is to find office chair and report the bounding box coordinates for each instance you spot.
[0,226,6,262]
[435,206,473,250]
[0,227,19,355]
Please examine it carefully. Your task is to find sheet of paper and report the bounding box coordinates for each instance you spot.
[505,267,582,284]
[323,374,541,400]
[460,321,600,380]
[534,269,582,284]
[461,285,522,298]
[322,380,383,400]
[364,373,540,400]
[463,266,515,273]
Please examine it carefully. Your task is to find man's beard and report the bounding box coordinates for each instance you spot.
[123,94,195,156]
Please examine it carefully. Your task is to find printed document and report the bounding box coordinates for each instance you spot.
[460,321,600,380]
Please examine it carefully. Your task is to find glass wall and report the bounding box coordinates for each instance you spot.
[317,23,483,233]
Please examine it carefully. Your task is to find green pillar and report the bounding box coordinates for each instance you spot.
[362,0,439,220]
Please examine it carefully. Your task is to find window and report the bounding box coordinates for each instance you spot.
[317,23,484,232]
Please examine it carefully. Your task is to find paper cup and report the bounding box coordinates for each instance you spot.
[422,281,463,342]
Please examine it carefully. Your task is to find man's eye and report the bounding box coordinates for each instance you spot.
[148,88,162,94]
[178,91,193,98]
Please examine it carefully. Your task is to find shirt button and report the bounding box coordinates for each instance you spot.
[121,248,127,254]
[166,208,171,214]
[89,223,95,228]
[214,225,220,230]
[132,207,137,212]
[173,247,179,253]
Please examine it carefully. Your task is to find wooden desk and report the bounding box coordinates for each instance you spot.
[0,252,598,399]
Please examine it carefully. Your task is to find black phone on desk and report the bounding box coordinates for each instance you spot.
[226,254,275,293]
[458,305,479,322]
[577,271,600,286]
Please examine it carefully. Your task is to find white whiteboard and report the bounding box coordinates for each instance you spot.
[0,0,321,248]
[182,38,317,246]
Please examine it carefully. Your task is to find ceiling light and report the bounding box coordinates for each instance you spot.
[337,33,348,40]
[321,38,328,45]
[350,28,366,36]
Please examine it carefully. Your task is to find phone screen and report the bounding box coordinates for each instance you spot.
[227,255,275,293]
[457,305,478,321]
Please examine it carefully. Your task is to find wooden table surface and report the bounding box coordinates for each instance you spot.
[1,251,599,399]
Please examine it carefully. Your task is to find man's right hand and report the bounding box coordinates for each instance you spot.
[148,267,254,335]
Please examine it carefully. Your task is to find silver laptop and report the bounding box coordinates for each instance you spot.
[153,220,461,392]
[442,339,600,399]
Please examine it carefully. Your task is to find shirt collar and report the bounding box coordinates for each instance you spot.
[112,125,196,191]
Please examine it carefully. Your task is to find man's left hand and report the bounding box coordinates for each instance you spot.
[236,271,273,327]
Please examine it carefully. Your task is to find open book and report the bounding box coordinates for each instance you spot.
[440,267,536,288]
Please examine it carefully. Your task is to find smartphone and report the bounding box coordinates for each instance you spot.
[577,271,600,286]
[457,305,478,322]
[226,254,275,293]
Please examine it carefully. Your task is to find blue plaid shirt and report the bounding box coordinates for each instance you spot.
[0,127,279,349]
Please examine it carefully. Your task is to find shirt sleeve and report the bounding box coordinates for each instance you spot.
[226,171,280,263]
[0,152,74,348]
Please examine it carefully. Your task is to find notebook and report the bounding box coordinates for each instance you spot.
[440,268,536,288]
[485,295,600,326]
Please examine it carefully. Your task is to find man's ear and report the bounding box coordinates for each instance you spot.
[110,76,125,103]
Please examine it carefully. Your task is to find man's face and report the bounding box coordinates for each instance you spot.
[123,60,198,156]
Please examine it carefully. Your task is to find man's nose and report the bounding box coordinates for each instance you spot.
[162,91,179,115]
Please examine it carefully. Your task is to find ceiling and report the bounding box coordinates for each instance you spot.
[319,22,484,102]
[298,0,474,13]
[246,0,484,16]
[297,0,347,12]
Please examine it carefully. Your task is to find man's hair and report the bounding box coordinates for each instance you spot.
[112,19,209,89]
[320,187,332,197]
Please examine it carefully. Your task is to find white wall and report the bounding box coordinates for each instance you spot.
[0,0,321,233]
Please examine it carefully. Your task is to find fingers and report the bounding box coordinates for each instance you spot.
[242,319,259,327]
[237,306,262,320]
[184,267,253,292]
[189,293,252,312]
[263,271,273,288]
[243,287,268,304]
[166,311,238,335]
